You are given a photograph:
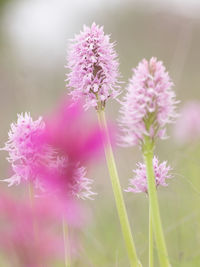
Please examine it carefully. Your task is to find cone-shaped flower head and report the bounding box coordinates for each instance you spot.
[66,22,120,110]
[1,112,95,200]
[174,101,200,145]
[119,57,178,147]
[1,112,50,187]
[126,156,172,194]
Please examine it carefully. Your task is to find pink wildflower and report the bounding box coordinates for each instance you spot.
[1,112,52,188]
[1,102,99,200]
[119,57,178,146]
[38,99,104,200]
[66,22,120,109]
[126,156,172,193]
[174,101,200,144]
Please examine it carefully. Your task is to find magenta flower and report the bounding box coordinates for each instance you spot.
[66,22,120,109]
[126,156,172,194]
[38,99,104,200]
[119,57,178,146]
[174,101,200,145]
[39,157,96,200]
[43,98,104,164]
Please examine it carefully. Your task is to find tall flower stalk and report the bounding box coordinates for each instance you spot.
[67,23,140,266]
[97,108,139,266]
[149,207,154,267]
[120,57,178,266]
[143,136,169,266]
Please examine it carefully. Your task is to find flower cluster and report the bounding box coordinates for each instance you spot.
[1,110,96,200]
[66,22,120,109]
[119,57,178,146]
[174,101,200,145]
[1,112,50,188]
[126,156,172,193]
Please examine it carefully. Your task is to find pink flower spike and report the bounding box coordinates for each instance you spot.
[66,22,120,110]
[1,112,52,188]
[174,101,200,145]
[125,156,172,194]
[119,57,178,147]
[1,103,100,201]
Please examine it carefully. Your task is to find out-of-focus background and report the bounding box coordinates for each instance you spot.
[0,0,200,266]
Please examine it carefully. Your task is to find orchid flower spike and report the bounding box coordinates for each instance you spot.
[119,57,178,148]
[1,112,95,200]
[66,22,120,110]
[126,156,172,194]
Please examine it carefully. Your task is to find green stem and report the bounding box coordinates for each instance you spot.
[143,136,170,267]
[97,109,140,267]
[62,218,70,267]
[149,207,154,267]
[28,183,43,267]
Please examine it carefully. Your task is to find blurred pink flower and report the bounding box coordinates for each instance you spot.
[174,101,200,144]
[38,157,96,200]
[43,98,104,164]
[1,100,103,200]
[0,191,64,267]
[38,99,104,200]
[66,22,120,109]
[125,156,172,193]
[119,57,178,146]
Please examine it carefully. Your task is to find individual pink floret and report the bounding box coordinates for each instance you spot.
[126,156,172,193]
[119,57,178,146]
[174,101,200,145]
[66,22,120,109]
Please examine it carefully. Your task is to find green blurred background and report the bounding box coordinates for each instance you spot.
[0,0,200,266]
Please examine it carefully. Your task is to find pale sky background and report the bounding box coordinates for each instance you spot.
[2,0,200,69]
